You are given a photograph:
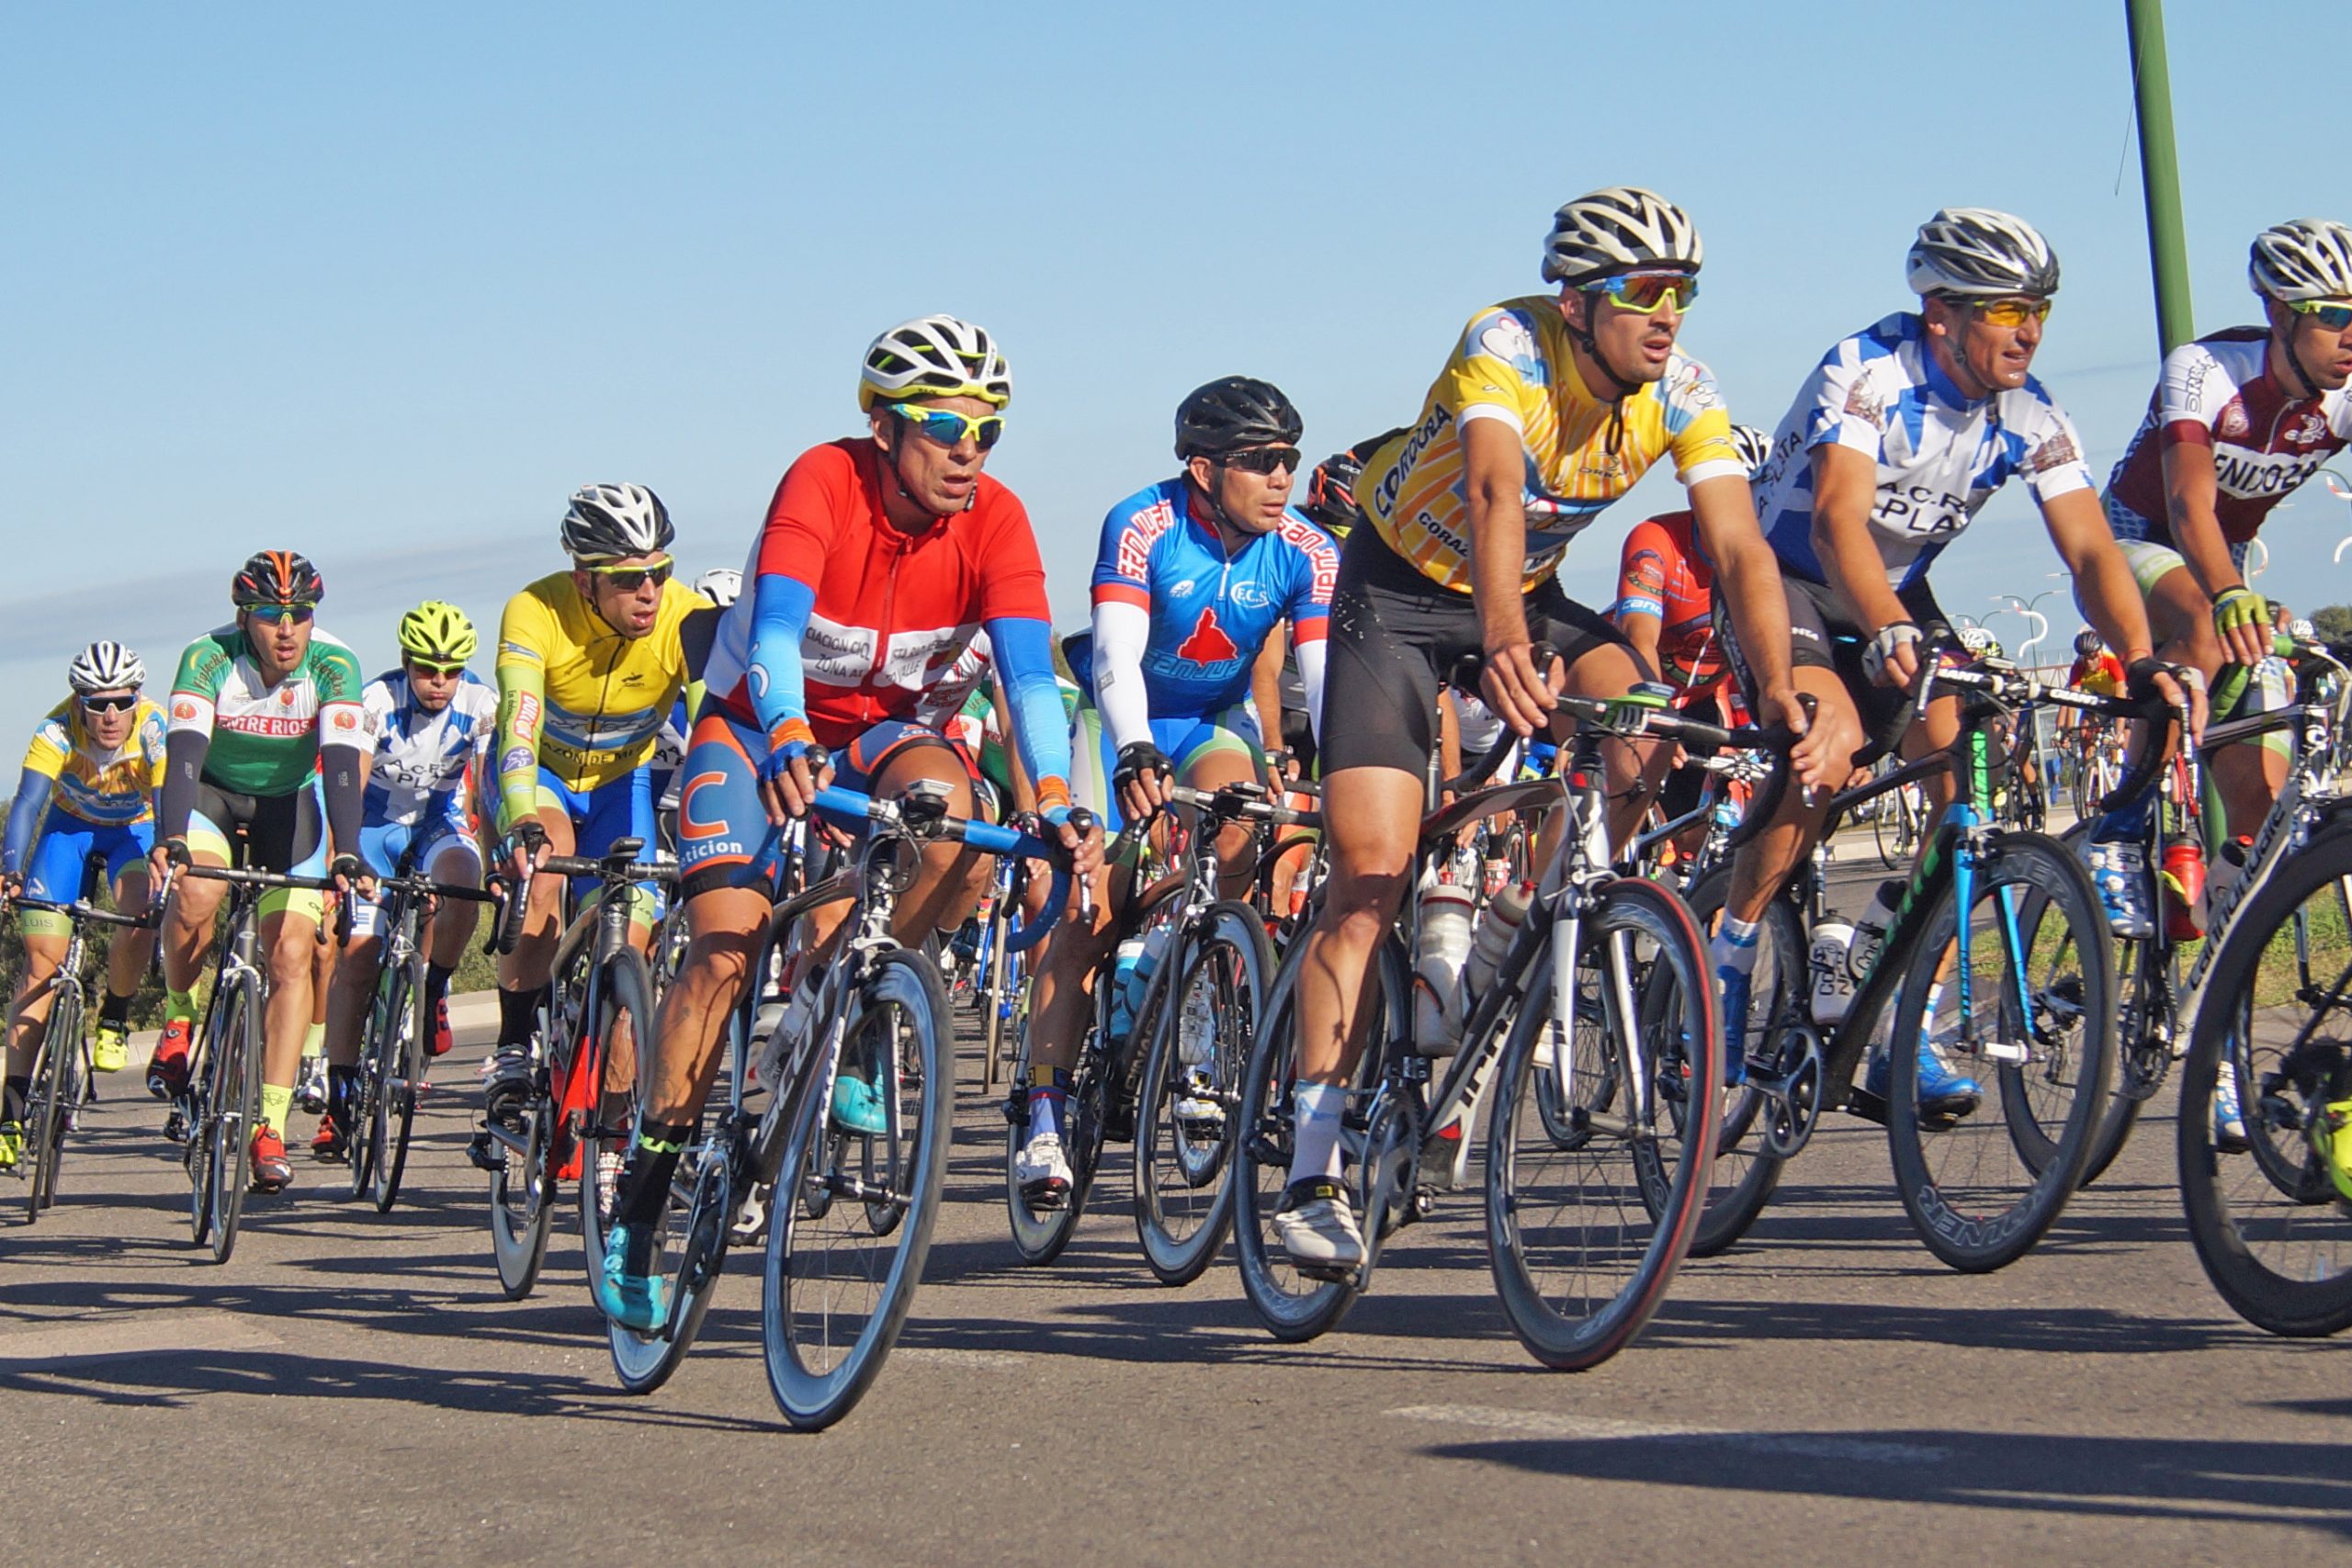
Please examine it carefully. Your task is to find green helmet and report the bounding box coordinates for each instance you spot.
[397,601,477,664]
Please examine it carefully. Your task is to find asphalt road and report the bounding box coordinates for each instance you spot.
[5,846,2346,1568]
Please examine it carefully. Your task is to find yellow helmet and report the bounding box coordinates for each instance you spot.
[397,601,477,664]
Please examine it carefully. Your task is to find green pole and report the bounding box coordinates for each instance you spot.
[2127,0,2194,354]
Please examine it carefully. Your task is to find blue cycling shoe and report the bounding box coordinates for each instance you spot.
[595,1223,671,1332]
[1864,1038,1982,1121]
[831,1072,889,1136]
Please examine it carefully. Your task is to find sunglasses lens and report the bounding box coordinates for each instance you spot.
[1229,447,1302,474]
[1604,275,1694,311]
[973,417,1005,450]
[84,695,135,712]
[2309,304,2352,331]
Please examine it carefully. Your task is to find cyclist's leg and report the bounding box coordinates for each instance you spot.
[99,823,157,1056]
[1029,697,1120,1082]
[1169,706,1265,897]
[849,722,989,943]
[252,784,330,1165]
[148,791,239,1099]
[496,769,582,997]
[2138,542,2282,840]
[8,816,94,1073]
[325,818,405,1071]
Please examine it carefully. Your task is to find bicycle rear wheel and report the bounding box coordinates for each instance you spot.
[1133,901,1268,1286]
[346,969,390,1200]
[763,948,951,1429]
[2178,824,2352,1337]
[1887,832,2113,1272]
[204,976,263,1266]
[1487,876,1717,1371]
[25,983,84,1220]
[2025,821,2158,1186]
[1003,1005,1106,1266]
[488,1094,556,1300]
[369,957,426,1213]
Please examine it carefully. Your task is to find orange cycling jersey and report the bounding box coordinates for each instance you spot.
[1611,510,1731,700]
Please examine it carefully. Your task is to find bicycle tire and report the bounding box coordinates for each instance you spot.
[488,1095,555,1300]
[370,957,426,1213]
[205,975,262,1266]
[607,1007,733,1394]
[1133,900,1268,1286]
[1003,978,1107,1266]
[1886,831,2113,1272]
[346,964,390,1200]
[763,947,952,1429]
[2177,822,2352,1337]
[1487,876,1718,1370]
[1677,868,1796,1257]
[980,897,1019,1092]
[1871,789,1902,869]
[25,981,83,1219]
[577,947,656,1296]
[1230,937,1403,1343]
[2018,822,2155,1187]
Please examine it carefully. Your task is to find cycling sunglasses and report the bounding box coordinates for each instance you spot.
[1587,272,1699,313]
[406,659,466,678]
[582,558,674,591]
[1216,446,1304,476]
[80,693,140,713]
[1973,297,2053,328]
[888,402,1007,450]
[2287,298,2352,332]
[247,603,316,625]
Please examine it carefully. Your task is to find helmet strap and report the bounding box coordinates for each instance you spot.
[1183,463,1250,547]
[1565,289,1642,455]
[876,412,967,530]
[2270,309,2324,401]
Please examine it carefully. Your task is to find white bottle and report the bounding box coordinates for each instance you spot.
[1848,879,1905,987]
[1107,934,1148,1040]
[1413,882,1476,1055]
[1463,883,1533,1011]
[1808,919,1857,1024]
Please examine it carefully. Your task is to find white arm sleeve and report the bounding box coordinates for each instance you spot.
[1296,636,1329,748]
[1090,598,1154,756]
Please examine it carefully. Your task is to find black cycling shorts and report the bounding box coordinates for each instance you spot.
[1320,526,1644,778]
[1715,571,1951,757]
[191,777,325,874]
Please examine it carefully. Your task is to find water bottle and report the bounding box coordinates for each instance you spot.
[1807,919,1857,1024]
[1463,883,1533,1012]
[2161,835,2207,941]
[1412,881,1476,1055]
[1849,879,1905,987]
[1107,934,1147,1041]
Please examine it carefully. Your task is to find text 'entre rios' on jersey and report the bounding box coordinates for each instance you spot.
[1755,311,2094,593]
[1352,296,1747,595]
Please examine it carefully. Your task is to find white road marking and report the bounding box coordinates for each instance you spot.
[894,1347,1027,1371]
[1389,1404,1948,1463]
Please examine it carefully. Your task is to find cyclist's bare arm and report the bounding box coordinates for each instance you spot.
[1462,418,1555,732]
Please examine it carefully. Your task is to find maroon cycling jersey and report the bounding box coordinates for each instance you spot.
[2105,328,2352,550]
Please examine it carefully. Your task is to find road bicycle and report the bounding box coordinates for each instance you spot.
[1002,780,1290,1285]
[605,779,1070,1427]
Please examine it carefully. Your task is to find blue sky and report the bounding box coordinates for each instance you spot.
[6,1,2347,751]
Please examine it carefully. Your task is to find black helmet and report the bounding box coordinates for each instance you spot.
[1174,377,1303,461]
[1300,428,1403,539]
[2074,630,2101,657]
[232,549,325,608]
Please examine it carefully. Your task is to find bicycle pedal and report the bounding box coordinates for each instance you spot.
[163,1108,191,1144]
[1295,1260,1357,1286]
[1844,1087,1889,1126]
[464,1132,501,1173]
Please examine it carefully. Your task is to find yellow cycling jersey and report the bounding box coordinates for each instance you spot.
[20,695,167,827]
[1355,296,1746,593]
[493,571,703,823]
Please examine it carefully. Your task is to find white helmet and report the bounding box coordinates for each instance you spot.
[560,483,674,560]
[2292,617,2318,641]
[858,315,1012,411]
[1727,423,1773,480]
[693,567,741,607]
[1541,187,1702,286]
[2249,220,2352,303]
[68,640,146,694]
[1907,208,2061,299]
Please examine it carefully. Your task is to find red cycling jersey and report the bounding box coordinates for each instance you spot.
[1611,510,1731,701]
[705,439,1053,749]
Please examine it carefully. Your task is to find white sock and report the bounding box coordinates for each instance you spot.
[1287,1081,1344,1186]
[1712,917,1760,981]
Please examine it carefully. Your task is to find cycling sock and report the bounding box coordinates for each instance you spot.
[3,1077,28,1120]
[302,1021,325,1058]
[1712,916,1761,981]
[1287,1080,1345,1186]
[495,985,546,1048]
[98,989,133,1028]
[1025,1067,1073,1140]
[259,1083,293,1134]
[615,1121,693,1232]
[326,1064,358,1125]
[425,962,455,1005]
[164,988,198,1025]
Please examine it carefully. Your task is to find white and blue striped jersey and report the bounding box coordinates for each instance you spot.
[361,669,495,829]
[1755,312,2094,591]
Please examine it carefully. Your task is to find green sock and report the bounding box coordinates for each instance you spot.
[259,1083,293,1134]
[302,1022,325,1058]
[165,989,198,1024]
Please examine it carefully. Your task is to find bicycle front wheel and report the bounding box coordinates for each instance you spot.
[25,982,85,1220]
[204,976,263,1266]
[369,957,427,1213]
[1487,876,1717,1371]
[763,949,951,1429]
[2178,823,2352,1337]
[577,948,657,1292]
[1133,900,1269,1286]
[1679,869,1796,1256]
[1887,832,2113,1272]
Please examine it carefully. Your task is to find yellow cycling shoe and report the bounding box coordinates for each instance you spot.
[0,1120,22,1172]
[2321,1098,2352,1204]
[92,1021,130,1074]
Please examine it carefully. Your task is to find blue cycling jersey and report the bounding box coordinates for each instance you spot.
[1089,478,1337,718]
